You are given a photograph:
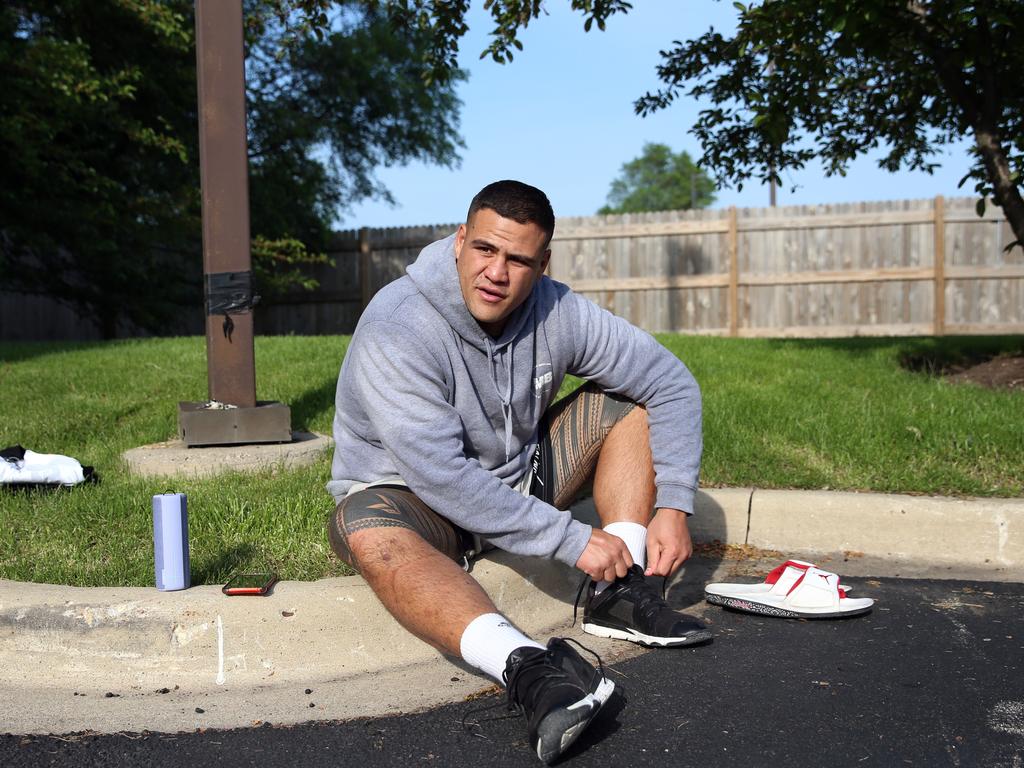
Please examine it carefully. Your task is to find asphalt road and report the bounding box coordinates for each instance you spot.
[4,575,1023,767]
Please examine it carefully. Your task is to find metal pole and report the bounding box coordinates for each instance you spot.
[195,0,256,408]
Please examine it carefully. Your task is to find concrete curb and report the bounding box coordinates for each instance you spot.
[745,489,1024,570]
[682,487,1023,572]
[1,488,1021,734]
[1,552,618,734]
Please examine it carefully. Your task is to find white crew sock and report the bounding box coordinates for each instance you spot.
[459,613,545,684]
[594,521,648,594]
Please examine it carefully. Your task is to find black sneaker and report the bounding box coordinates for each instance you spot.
[503,638,615,764]
[581,564,713,647]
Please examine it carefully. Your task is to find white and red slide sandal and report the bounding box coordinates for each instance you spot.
[705,564,874,619]
[705,559,852,598]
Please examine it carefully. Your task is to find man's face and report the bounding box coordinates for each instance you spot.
[455,207,551,337]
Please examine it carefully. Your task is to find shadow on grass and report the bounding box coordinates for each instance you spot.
[765,336,899,355]
[287,374,338,432]
[0,470,100,495]
[763,334,1024,372]
[895,335,1024,376]
[191,542,258,586]
[0,340,114,364]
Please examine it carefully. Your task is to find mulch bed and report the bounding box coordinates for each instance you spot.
[945,354,1024,391]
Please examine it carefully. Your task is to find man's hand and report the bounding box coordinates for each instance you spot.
[575,528,634,582]
[645,508,692,578]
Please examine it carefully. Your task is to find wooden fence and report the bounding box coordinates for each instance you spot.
[0,293,201,342]
[258,196,1023,338]
[4,196,1022,341]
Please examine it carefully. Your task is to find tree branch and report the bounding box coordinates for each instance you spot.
[906,3,1024,246]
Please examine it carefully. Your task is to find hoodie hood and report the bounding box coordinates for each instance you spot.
[406,233,535,353]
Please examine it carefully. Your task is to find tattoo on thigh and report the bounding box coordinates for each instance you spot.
[542,384,637,509]
[327,488,465,570]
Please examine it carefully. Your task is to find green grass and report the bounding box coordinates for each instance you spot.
[1,334,1021,587]
[656,335,1024,496]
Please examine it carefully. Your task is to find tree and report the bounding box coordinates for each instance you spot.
[599,143,716,215]
[634,0,1024,249]
[1,1,201,338]
[245,2,465,250]
[0,1,463,337]
[314,1,1023,250]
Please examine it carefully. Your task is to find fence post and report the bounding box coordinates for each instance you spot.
[728,206,739,336]
[933,196,946,336]
[359,227,372,312]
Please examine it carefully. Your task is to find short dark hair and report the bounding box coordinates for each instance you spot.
[467,180,555,245]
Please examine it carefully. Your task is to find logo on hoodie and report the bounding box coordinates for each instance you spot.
[533,363,553,399]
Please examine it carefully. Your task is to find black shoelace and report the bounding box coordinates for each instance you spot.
[572,567,670,627]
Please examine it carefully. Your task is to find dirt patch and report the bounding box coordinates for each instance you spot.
[945,355,1024,391]
[900,349,1024,392]
[694,541,785,561]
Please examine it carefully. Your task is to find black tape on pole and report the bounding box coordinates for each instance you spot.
[205,271,261,316]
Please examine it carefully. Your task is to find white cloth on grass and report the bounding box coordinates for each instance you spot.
[0,449,86,486]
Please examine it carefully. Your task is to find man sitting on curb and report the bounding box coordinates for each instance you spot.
[326,180,706,763]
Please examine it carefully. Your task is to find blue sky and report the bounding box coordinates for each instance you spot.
[339,1,974,229]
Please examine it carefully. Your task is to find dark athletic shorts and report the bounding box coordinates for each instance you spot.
[327,382,636,571]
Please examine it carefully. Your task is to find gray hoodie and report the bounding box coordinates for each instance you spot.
[327,234,702,567]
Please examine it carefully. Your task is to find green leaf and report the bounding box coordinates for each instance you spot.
[976,198,986,217]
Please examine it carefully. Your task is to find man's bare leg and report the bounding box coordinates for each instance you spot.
[344,517,611,764]
[591,404,656,528]
[332,486,547,682]
[590,403,693,578]
[347,526,495,656]
[576,399,709,647]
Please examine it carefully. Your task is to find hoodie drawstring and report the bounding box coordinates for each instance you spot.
[485,339,515,462]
